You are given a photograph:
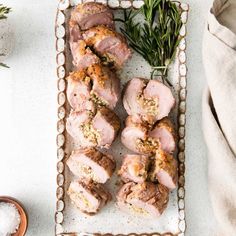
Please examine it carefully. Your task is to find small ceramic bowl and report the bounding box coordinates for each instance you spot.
[0,196,28,236]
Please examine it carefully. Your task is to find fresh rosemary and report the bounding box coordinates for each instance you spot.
[0,4,11,20]
[119,0,182,85]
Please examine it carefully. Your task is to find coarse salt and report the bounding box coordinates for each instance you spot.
[0,202,21,236]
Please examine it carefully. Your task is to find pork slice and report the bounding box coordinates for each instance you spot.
[149,150,178,190]
[66,64,120,111]
[123,78,147,117]
[66,110,96,148]
[143,79,175,121]
[121,120,147,154]
[69,20,83,42]
[70,40,100,69]
[83,26,131,68]
[66,70,94,111]
[67,148,116,183]
[118,154,150,183]
[100,38,132,68]
[66,108,120,149]
[121,126,147,154]
[117,182,169,217]
[87,64,120,109]
[116,182,134,202]
[68,179,111,215]
[121,115,159,155]
[71,2,114,30]
[123,78,175,123]
[92,107,120,148]
[149,118,176,153]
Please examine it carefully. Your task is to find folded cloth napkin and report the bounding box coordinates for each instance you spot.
[202,0,236,235]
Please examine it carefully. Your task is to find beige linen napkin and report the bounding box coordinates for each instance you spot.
[202,0,236,235]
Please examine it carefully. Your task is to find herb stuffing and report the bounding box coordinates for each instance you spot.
[118,0,182,85]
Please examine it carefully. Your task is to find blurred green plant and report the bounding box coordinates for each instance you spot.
[0,4,11,68]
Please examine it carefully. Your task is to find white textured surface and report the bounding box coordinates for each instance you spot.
[0,20,14,61]
[0,0,215,235]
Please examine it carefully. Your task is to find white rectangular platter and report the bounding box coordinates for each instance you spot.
[55,0,189,235]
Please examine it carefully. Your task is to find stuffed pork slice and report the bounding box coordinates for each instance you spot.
[118,154,150,183]
[121,115,158,155]
[82,26,131,68]
[66,108,120,149]
[123,78,175,123]
[66,70,94,111]
[149,150,178,190]
[68,179,111,215]
[66,64,120,111]
[71,2,114,31]
[70,39,100,70]
[66,110,95,148]
[143,79,175,120]
[87,64,120,110]
[117,182,169,217]
[92,107,120,148]
[149,117,176,154]
[67,148,116,184]
[123,78,148,119]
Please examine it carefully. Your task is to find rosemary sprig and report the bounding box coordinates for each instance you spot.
[0,4,11,20]
[120,0,182,84]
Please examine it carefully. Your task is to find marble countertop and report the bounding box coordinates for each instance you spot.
[0,0,215,235]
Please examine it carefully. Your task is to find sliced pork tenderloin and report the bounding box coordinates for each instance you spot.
[66,69,94,112]
[123,78,147,119]
[118,154,150,183]
[117,182,169,217]
[121,116,175,155]
[66,108,120,149]
[82,25,131,68]
[87,64,120,109]
[149,150,178,190]
[66,64,120,111]
[69,20,100,69]
[123,78,175,124]
[71,2,114,31]
[68,179,111,215]
[149,117,176,154]
[92,107,120,148]
[70,39,100,70]
[66,110,95,148]
[121,115,158,155]
[67,148,116,184]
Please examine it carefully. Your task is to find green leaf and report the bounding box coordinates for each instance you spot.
[0,5,11,20]
[0,62,10,68]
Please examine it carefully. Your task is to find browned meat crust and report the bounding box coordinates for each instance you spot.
[68,179,112,215]
[149,150,178,189]
[117,182,169,217]
[71,2,114,31]
[118,154,150,183]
